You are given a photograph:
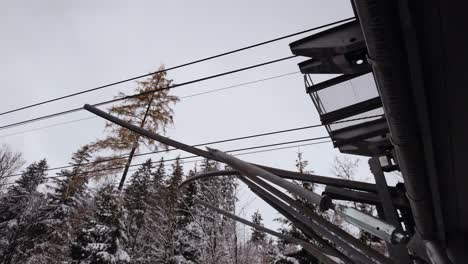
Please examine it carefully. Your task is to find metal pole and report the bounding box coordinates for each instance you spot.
[323,185,409,208]
[255,164,382,193]
[369,157,412,263]
[85,104,382,193]
[206,147,322,206]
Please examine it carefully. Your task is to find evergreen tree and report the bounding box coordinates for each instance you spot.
[124,159,162,262]
[250,211,266,244]
[295,152,315,194]
[275,152,320,264]
[153,157,166,190]
[175,168,204,263]
[71,184,129,264]
[51,146,92,203]
[27,147,92,263]
[159,157,184,263]
[276,152,313,247]
[0,159,48,264]
[191,159,237,263]
[179,168,198,226]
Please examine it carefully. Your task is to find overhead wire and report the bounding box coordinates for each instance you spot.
[5,134,330,178]
[123,139,332,188]
[1,114,382,179]
[0,55,296,131]
[0,71,300,139]
[0,17,354,117]
[0,139,332,187]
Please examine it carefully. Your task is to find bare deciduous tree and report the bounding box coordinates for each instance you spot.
[0,144,25,186]
[331,156,360,181]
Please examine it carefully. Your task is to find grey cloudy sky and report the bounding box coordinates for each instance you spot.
[0,0,383,229]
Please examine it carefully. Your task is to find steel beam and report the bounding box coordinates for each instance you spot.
[320,97,382,125]
[253,165,383,193]
[323,185,409,208]
[369,157,411,263]
[85,104,380,193]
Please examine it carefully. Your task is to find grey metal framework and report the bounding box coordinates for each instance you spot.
[85,104,409,264]
[287,2,462,263]
[289,14,419,263]
[304,72,390,157]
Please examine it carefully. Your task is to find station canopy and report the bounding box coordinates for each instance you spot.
[305,72,390,156]
[290,20,392,157]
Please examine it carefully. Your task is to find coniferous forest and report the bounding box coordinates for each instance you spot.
[0,149,328,264]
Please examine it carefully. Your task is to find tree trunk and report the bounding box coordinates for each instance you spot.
[118,92,156,190]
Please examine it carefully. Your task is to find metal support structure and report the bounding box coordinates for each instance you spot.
[181,170,393,264]
[206,147,324,206]
[239,176,350,263]
[238,177,354,264]
[85,103,381,193]
[352,1,451,262]
[180,172,349,263]
[208,147,407,246]
[323,185,409,208]
[245,177,395,264]
[320,97,382,125]
[255,164,384,193]
[193,198,338,264]
[306,72,368,94]
[85,104,406,259]
[369,157,411,263]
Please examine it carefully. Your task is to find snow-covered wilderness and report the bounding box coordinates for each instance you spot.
[0,143,386,264]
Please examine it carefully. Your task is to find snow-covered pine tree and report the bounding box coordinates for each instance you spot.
[153,157,166,190]
[124,158,166,262]
[24,146,93,263]
[247,211,279,264]
[125,159,153,229]
[158,157,184,263]
[296,152,315,195]
[0,159,48,264]
[71,183,129,264]
[276,152,312,245]
[218,168,237,263]
[275,152,320,264]
[250,211,266,244]
[191,159,237,264]
[175,167,205,263]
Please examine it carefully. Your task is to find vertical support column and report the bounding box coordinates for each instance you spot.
[369,156,411,263]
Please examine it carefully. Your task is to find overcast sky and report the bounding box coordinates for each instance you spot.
[0,0,391,230]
